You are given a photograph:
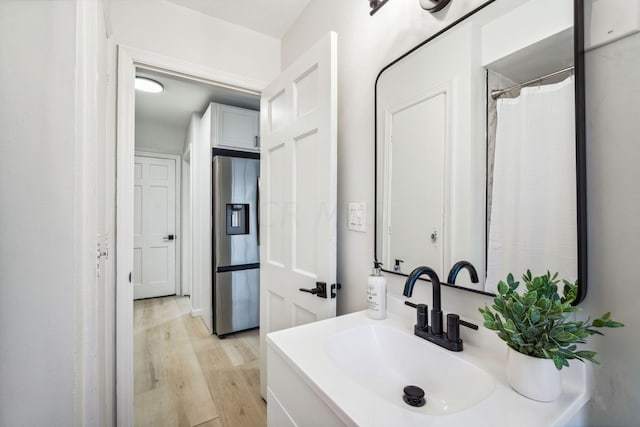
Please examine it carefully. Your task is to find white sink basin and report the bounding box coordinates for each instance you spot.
[325,324,495,416]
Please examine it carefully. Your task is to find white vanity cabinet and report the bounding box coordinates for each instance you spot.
[267,344,350,427]
[266,310,590,427]
[208,103,260,152]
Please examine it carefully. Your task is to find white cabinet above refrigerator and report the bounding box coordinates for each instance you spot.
[207,102,260,152]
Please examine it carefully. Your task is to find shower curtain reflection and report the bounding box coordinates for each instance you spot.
[486,76,577,292]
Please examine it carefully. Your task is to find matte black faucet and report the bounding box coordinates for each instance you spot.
[447,260,479,285]
[403,266,443,335]
[403,265,478,351]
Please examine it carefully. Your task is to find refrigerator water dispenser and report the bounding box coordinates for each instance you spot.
[226,203,249,235]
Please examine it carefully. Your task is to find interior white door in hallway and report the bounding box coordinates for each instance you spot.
[259,31,338,397]
[134,155,177,299]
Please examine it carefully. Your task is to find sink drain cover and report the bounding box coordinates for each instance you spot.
[403,385,426,407]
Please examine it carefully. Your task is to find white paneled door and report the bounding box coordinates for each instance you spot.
[134,155,177,299]
[259,31,338,397]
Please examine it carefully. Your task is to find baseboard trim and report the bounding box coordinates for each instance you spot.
[191,308,205,318]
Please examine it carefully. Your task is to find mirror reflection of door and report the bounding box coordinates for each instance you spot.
[382,90,448,275]
[376,22,486,291]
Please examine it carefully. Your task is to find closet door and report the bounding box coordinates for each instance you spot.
[133,155,177,300]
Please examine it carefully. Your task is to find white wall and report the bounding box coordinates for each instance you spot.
[0,2,77,424]
[284,1,640,425]
[580,32,640,426]
[0,0,111,425]
[135,119,187,155]
[110,0,281,87]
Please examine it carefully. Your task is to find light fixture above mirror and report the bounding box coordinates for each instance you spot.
[370,0,451,15]
[419,0,451,13]
[369,0,390,16]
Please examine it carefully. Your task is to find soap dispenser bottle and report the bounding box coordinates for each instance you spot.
[367,261,386,320]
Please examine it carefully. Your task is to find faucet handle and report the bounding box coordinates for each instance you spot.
[404,301,428,331]
[459,319,479,330]
[416,304,428,330]
[446,314,478,344]
[446,314,461,342]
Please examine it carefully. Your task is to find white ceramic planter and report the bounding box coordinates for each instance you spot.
[506,347,562,402]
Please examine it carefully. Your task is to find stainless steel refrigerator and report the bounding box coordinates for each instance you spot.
[212,151,260,336]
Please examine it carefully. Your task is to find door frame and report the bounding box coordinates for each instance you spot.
[115,45,265,426]
[181,144,192,297]
[134,151,182,296]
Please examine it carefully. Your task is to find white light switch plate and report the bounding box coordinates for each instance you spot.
[348,202,366,232]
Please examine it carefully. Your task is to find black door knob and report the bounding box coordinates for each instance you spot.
[299,282,328,298]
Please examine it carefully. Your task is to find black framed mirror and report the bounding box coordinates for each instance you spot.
[374,0,586,303]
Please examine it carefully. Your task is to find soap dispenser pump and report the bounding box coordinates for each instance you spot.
[367,261,387,320]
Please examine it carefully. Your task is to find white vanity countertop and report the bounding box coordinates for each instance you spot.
[266,310,590,427]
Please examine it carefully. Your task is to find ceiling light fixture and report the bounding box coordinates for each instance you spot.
[135,77,164,93]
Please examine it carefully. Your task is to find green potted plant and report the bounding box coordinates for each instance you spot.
[479,271,623,401]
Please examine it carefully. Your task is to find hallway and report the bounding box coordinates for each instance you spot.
[134,296,266,427]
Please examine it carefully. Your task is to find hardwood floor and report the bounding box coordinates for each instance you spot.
[134,296,266,427]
